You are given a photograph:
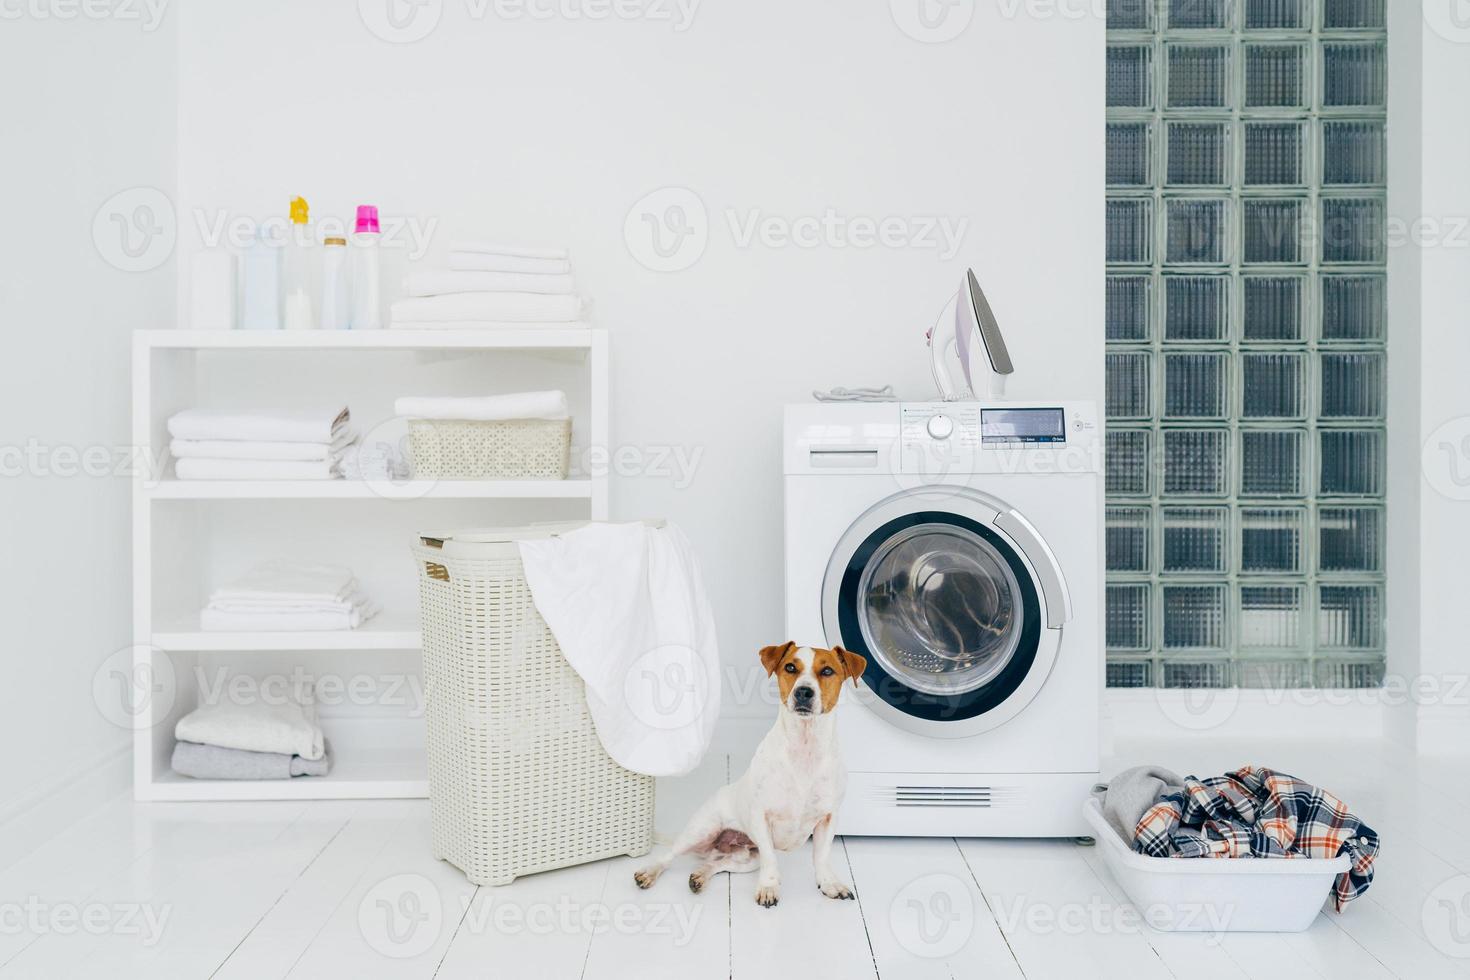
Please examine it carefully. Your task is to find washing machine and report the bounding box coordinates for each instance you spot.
[783,400,1102,837]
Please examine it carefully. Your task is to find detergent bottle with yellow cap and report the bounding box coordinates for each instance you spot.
[283,196,316,330]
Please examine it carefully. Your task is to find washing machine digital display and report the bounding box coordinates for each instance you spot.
[981,408,1066,444]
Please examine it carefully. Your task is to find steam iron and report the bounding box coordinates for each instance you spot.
[927,268,1014,401]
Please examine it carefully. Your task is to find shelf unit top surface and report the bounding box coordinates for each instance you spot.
[136,327,599,350]
[142,478,593,499]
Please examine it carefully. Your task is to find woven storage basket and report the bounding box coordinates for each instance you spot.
[408,418,571,480]
[413,524,655,886]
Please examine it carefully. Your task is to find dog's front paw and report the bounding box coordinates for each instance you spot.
[755,883,780,908]
[688,871,706,894]
[818,879,855,900]
[633,867,662,890]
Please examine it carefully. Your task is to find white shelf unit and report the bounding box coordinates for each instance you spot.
[144,478,594,500]
[131,328,608,801]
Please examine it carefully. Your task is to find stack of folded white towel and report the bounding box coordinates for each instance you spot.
[394,389,570,423]
[171,684,330,781]
[391,241,585,328]
[201,559,379,632]
[169,407,355,481]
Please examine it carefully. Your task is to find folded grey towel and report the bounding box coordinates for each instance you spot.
[171,739,332,780]
[1092,765,1184,843]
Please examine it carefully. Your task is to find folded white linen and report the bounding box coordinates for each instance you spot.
[200,601,378,633]
[390,293,583,324]
[170,431,356,462]
[208,590,371,615]
[167,407,351,444]
[403,270,575,297]
[209,601,354,615]
[211,560,358,604]
[448,241,569,260]
[447,252,571,275]
[175,458,340,481]
[393,390,569,422]
[391,320,585,331]
[175,698,324,761]
[517,522,720,778]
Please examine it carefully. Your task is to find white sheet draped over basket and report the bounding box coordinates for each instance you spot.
[517,522,720,778]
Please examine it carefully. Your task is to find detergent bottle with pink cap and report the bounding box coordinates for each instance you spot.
[349,205,382,330]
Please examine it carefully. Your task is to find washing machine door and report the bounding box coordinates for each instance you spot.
[822,487,1070,738]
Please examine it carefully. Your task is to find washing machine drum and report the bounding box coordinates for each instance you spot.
[825,500,1062,733]
[859,524,1024,697]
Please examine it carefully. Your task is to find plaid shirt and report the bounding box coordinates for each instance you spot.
[1133,766,1379,911]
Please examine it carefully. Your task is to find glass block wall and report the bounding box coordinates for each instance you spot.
[1104,0,1387,690]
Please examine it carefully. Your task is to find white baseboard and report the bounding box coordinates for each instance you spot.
[0,744,130,872]
[1105,689,1386,742]
[1414,704,1470,752]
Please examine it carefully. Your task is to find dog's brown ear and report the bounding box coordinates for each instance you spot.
[759,642,796,676]
[834,646,867,686]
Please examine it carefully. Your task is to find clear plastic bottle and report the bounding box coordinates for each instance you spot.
[240,226,281,330]
[349,205,382,330]
[320,236,350,330]
[283,196,316,330]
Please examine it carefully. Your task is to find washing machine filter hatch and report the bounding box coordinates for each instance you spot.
[856,523,1025,697]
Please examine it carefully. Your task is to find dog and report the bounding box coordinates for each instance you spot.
[633,641,867,907]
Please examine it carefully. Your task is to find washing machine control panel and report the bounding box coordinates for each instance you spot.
[901,404,1079,449]
[783,401,1101,476]
[901,404,979,450]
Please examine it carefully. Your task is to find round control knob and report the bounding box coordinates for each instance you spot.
[926,414,954,440]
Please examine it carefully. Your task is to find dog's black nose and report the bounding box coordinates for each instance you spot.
[794,685,815,705]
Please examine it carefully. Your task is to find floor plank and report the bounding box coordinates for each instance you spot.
[842,836,1023,979]
[1325,894,1469,980]
[433,861,608,980]
[212,801,421,979]
[0,802,340,980]
[579,752,732,980]
[958,837,1176,980]
[281,806,476,979]
[728,836,875,980]
[0,796,164,970]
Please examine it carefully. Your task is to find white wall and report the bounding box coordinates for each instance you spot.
[0,3,175,838]
[1,0,1455,822]
[1403,2,1470,746]
[1385,0,1422,745]
[175,0,1104,716]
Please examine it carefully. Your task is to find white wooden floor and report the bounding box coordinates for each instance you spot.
[2,732,1467,979]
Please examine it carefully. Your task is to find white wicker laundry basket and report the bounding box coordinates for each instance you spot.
[408,418,571,480]
[413,524,655,886]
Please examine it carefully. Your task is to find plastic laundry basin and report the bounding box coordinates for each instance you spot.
[1082,797,1350,933]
